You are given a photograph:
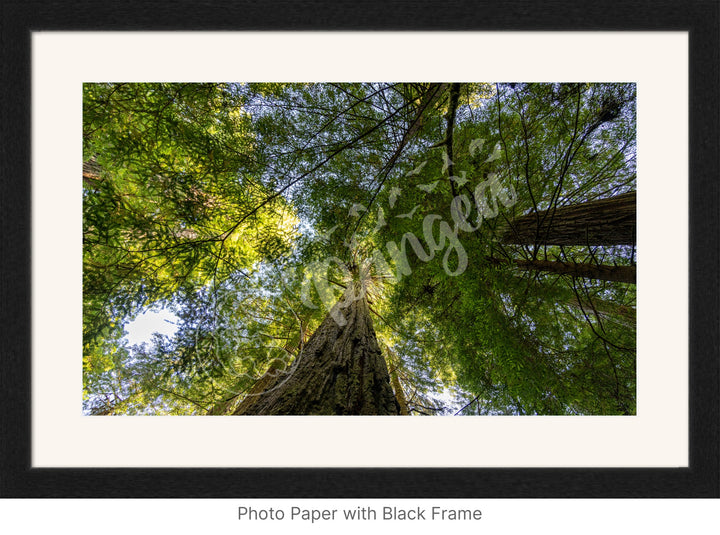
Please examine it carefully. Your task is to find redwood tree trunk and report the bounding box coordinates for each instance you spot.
[502,191,636,246]
[233,288,400,415]
[515,259,636,284]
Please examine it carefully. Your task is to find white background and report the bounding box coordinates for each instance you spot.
[31,33,688,470]
[1,499,718,533]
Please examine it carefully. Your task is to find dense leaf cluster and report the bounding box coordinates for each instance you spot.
[83,82,636,415]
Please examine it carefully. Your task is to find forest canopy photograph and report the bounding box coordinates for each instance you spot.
[82,82,636,416]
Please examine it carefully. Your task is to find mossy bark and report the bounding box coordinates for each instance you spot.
[233,290,400,415]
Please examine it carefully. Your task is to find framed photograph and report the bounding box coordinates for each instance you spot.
[1,1,718,498]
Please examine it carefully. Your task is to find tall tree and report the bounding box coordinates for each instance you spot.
[235,279,400,415]
[501,191,636,246]
[513,258,635,283]
[83,81,637,417]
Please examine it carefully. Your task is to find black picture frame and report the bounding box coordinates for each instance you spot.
[1,0,718,498]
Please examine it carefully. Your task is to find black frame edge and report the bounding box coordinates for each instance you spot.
[1,0,718,498]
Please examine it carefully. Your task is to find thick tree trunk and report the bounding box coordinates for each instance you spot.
[515,259,636,284]
[502,191,636,246]
[233,287,400,415]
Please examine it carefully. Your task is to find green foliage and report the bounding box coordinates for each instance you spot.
[376,83,636,414]
[83,83,299,412]
[83,82,636,416]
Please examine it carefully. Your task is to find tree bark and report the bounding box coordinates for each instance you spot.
[515,259,635,284]
[388,362,410,415]
[233,287,400,415]
[83,158,103,187]
[502,191,635,246]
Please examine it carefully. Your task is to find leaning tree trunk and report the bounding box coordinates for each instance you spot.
[233,286,400,415]
[515,259,636,284]
[501,191,636,246]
